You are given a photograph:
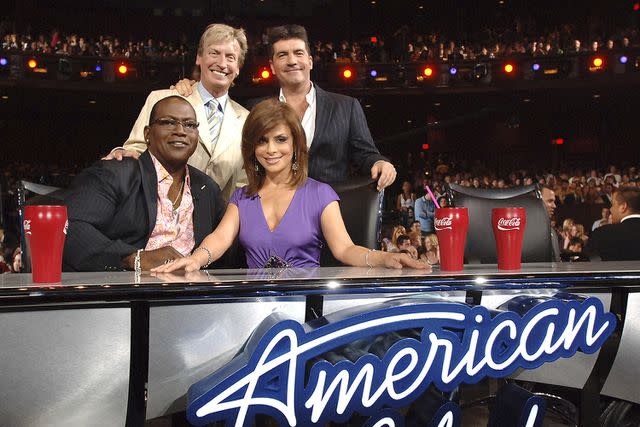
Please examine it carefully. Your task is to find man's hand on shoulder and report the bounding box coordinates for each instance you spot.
[170,79,197,97]
[102,148,141,161]
[371,160,397,191]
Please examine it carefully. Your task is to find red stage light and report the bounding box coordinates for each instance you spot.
[423,66,434,77]
[422,143,430,150]
[27,59,37,69]
[503,63,515,73]
[342,69,353,79]
[260,69,271,79]
[552,138,565,145]
[118,64,128,75]
[370,36,378,43]
[634,2,639,10]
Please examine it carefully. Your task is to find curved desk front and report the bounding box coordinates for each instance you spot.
[1,262,639,426]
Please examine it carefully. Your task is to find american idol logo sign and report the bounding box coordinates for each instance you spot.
[187,298,616,426]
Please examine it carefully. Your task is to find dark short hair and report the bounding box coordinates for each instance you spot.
[266,25,311,58]
[241,98,308,196]
[397,234,411,246]
[615,187,640,213]
[148,95,193,124]
[568,237,584,248]
[411,220,420,226]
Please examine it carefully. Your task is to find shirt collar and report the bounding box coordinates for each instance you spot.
[621,214,640,223]
[196,81,228,112]
[279,81,315,105]
[149,152,191,187]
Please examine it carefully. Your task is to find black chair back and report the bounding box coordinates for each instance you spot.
[447,183,554,264]
[320,177,383,266]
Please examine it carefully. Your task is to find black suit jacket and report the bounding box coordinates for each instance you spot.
[247,84,387,183]
[63,151,225,271]
[584,217,640,261]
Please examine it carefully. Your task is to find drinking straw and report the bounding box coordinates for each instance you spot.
[426,185,441,209]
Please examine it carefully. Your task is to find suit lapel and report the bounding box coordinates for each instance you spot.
[212,99,241,162]
[139,151,158,239]
[189,168,207,245]
[189,90,213,158]
[310,85,331,156]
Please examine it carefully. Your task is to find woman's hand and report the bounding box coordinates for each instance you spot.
[382,252,431,270]
[151,255,201,273]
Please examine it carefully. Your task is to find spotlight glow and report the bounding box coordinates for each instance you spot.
[620,56,628,64]
[532,63,540,71]
[370,69,378,77]
[449,67,457,75]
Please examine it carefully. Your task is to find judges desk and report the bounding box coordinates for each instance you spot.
[1,262,639,427]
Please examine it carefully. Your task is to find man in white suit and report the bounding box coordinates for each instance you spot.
[106,24,249,201]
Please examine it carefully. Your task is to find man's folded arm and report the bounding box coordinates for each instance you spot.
[64,162,139,271]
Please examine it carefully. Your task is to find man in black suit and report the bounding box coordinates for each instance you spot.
[63,96,225,271]
[266,24,396,191]
[585,187,640,261]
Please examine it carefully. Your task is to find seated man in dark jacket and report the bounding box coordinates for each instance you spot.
[63,96,225,271]
[585,187,640,261]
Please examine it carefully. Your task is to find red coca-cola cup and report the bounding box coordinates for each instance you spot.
[491,207,527,270]
[23,205,68,283]
[434,207,469,271]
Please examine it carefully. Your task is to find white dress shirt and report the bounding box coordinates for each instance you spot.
[279,83,316,148]
[621,214,640,223]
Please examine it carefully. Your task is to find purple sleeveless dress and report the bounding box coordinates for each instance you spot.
[229,178,340,268]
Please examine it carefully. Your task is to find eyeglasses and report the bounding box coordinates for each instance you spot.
[150,118,199,131]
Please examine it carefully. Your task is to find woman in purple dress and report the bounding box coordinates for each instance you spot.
[154,98,428,271]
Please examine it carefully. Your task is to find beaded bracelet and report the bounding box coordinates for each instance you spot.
[365,249,376,268]
[134,249,143,274]
[193,246,213,268]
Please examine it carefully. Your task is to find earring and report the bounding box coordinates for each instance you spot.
[291,154,299,173]
[254,159,261,173]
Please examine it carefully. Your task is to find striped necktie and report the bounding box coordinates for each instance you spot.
[206,99,223,148]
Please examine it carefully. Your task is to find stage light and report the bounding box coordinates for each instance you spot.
[27,59,37,69]
[592,57,603,67]
[95,65,102,72]
[370,36,378,43]
[342,68,353,79]
[552,138,565,145]
[620,55,628,64]
[0,57,7,66]
[503,63,514,73]
[634,2,639,10]
[532,63,540,71]
[118,64,128,74]
[423,66,434,77]
[422,143,430,150]
[370,69,378,77]
[449,67,457,75]
[260,69,271,79]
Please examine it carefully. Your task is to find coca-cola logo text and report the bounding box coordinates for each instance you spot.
[23,219,32,236]
[434,216,453,231]
[497,217,521,231]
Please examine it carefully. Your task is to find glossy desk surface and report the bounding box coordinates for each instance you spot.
[1,261,640,304]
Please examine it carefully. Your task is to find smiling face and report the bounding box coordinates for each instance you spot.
[254,123,295,179]
[196,39,241,96]
[270,38,313,89]
[144,97,199,172]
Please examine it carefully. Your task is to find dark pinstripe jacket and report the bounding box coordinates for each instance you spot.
[308,85,387,183]
[62,150,224,271]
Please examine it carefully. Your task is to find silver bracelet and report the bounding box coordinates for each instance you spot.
[134,249,143,274]
[193,246,212,268]
[365,249,376,268]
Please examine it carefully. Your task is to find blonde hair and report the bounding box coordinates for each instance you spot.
[197,23,248,67]
[391,225,406,246]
